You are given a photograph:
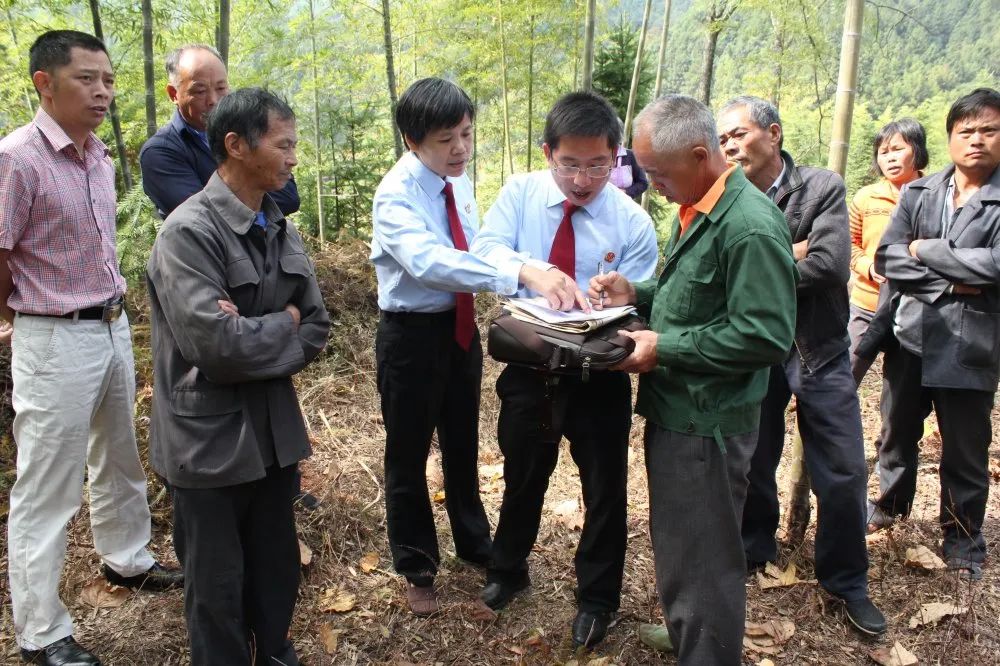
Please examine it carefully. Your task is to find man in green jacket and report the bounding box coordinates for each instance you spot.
[590,94,796,665]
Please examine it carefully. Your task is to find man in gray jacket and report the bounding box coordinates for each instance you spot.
[147,88,329,665]
[859,88,1000,581]
[719,96,885,635]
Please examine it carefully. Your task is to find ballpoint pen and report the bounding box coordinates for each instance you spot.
[597,261,605,308]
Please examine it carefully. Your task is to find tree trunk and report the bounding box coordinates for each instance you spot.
[581,0,596,91]
[497,0,514,176]
[784,425,811,546]
[472,87,478,198]
[141,0,157,138]
[697,22,720,105]
[217,0,230,66]
[308,0,325,244]
[642,0,672,211]
[381,0,403,159]
[697,1,736,107]
[5,5,34,116]
[623,0,653,146]
[526,14,535,171]
[769,13,784,108]
[87,0,133,191]
[827,0,864,177]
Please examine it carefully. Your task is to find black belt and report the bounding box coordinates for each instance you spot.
[20,299,124,323]
[380,309,455,324]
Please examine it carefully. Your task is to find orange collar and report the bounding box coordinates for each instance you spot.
[679,165,737,234]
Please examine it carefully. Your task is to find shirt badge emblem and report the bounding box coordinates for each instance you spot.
[464,203,472,214]
[604,251,616,263]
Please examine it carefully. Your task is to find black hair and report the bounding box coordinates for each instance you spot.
[872,118,929,176]
[207,87,295,164]
[29,30,108,78]
[395,77,475,146]
[946,88,1000,135]
[543,91,621,151]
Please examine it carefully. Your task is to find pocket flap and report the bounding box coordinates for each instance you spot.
[171,388,242,417]
[226,258,260,288]
[280,252,313,277]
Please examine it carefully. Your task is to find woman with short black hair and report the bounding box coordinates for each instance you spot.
[848,118,928,383]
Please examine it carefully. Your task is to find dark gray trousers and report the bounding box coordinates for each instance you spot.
[172,464,300,666]
[742,350,870,601]
[645,423,756,666]
[848,304,877,385]
[874,342,994,563]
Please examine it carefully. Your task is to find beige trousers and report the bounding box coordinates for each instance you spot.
[7,313,155,650]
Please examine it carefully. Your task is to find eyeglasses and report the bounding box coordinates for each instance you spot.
[551,164,614,179]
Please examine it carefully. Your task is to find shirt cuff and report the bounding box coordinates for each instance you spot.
[497,256,523,296]
[655,327,681,366]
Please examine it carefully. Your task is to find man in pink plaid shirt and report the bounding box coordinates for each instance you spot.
[0,30,181,666]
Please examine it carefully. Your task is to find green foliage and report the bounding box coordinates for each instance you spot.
[1,0,996,278]
[116,182,159,286]
[593,15,655,123]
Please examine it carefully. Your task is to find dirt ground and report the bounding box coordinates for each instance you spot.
[2,239,999,665]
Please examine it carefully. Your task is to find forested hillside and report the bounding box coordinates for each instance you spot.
[1,0,996,243]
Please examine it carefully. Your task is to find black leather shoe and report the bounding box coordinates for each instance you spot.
[295,492,321,511]
[845,597,887,635]
[20,636,101,665]
[572,610,619,648]
[479,575,529,610]
[103,562,183,592]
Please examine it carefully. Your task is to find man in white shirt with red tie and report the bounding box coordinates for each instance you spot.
[370,78,584,617]
[470,91,658,648]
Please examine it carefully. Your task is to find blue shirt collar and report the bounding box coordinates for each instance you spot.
[403,151,451,198]
[171,109,210,148]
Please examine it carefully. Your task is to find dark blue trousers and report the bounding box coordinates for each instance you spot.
[741,350,870,601]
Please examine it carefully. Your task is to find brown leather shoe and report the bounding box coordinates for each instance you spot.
[406,583,439,617]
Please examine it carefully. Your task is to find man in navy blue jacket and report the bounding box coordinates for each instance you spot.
[139,44,299,219]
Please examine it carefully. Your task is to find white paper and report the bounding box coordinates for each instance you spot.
[503,296,635,324]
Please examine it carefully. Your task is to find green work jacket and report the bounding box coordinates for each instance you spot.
[634,167,797,441]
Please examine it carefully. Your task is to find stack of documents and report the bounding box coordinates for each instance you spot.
[502,297,636,333]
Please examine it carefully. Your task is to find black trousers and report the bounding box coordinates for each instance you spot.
[172,464,300,666]
[741,350,870,601]
[873,342,994,563]
[376,310,491,586]
[488,365,631,613]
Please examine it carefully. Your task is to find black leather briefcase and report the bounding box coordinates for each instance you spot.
[486,313,647,381]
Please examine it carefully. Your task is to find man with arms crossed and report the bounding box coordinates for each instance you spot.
[0,30,180,666]
[718,96,886,634]
[147,88,329,665]
[590,94,796,664]
[858,88,1000,582]
[472,91,658,648]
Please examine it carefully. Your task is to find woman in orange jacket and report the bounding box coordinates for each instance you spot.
[848,118,928,383]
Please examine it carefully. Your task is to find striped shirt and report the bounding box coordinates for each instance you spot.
[0,108,125,315]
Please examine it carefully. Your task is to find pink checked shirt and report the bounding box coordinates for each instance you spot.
[0,108,126,315]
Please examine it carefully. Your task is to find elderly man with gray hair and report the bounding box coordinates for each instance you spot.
[139,43,299,220]
[589,94,796,665]
[718,96,886,636]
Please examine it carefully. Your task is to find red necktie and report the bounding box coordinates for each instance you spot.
[443,182,475,351]
[549,200,578,280]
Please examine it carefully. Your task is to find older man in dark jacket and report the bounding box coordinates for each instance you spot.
[147,88,329,666]
[139,44,299,219]
[719,96,885,635]
[859,88,1000,581]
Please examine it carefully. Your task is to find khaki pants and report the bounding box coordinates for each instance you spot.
[7,313,155,650]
